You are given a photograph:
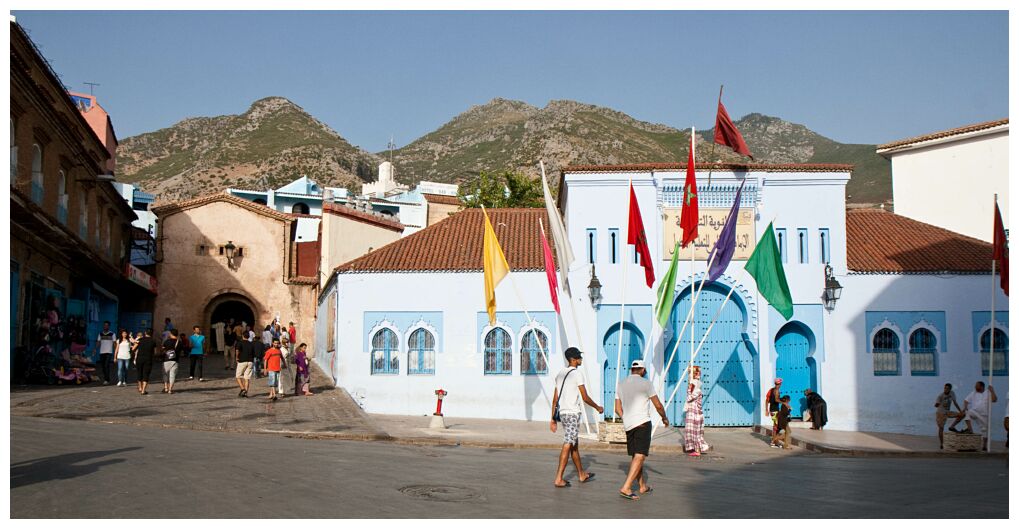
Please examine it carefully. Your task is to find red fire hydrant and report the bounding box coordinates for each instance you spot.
[434,389,448,416]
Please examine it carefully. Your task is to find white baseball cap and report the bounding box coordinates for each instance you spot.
[630,360,646,369]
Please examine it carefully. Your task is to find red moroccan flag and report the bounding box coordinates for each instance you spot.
[714,96,753,159]
[679,132,699,248]
[628,183,655,288]
[993,201,1009,296]
[539,221,561,313]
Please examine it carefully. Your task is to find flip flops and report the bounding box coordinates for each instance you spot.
[640,487,654,495]
[579,473,596,483]
[554,481,572,488]
[619,492,640,501]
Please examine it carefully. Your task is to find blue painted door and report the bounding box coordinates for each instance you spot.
[603,323,644,419]
[664,284,757,426]
[774,322,814,417]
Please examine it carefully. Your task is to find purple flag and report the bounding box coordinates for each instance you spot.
[707,180,746,283]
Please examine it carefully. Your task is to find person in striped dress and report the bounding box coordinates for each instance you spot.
[684,365,709,456]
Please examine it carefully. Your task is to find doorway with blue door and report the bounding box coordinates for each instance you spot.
[602,322,644,419]
[663,282,758,426]
[774,321,817,418]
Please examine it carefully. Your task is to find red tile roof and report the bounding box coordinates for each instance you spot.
[322,202,404,232]
[334,208,550,274]
[563,162,854,173]
[846,209,992,274]
[151,192,294,222]
[877,118,1008,152]
[422,193,462,206]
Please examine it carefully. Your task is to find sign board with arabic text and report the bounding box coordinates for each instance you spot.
[662,208,756,260]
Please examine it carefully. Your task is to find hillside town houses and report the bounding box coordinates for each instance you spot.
[9,17,1009,446]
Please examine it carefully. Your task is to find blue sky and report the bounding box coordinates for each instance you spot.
[12,10,1008,152]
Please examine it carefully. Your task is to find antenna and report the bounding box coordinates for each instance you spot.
[387,135,395,164]
[83,81,100,95]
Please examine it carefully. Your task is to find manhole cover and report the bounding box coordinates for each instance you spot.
[398,484,485,503]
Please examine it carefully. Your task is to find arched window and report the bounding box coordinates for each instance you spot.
[908,328,937,376]
[484,327,512,375]
[370,328,399,374]
[31,144,43,204]
[56,170,68,224]
[104,211,113,254]
[291,202,310,215]
[980,328,1008,376]
[10,119,17,179]
[78,192,89,240]
[520,329,548,375]
[407,328,435,375]
[872,328,900,376]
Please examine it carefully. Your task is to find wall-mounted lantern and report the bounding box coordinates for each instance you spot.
[588,265,603,309]
[822,263,843,312]
[224,240,237,268]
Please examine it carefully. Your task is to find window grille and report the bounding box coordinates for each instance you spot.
[408,328,436,375]
[520,329,549,375]
[484,328,512,375]
[979,328,1008,376]
[908,328,937,376]
[371,328,399,374]
[872,328,900,375]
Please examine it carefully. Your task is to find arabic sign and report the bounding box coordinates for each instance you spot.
[662,208,756,260]
[124,263,158,293]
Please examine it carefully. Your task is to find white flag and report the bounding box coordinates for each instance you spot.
[541,161,575,296]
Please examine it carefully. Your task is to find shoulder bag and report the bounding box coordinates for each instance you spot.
[552,368,577,422]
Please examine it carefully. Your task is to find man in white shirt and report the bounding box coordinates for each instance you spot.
[950,381,998,447]
[550,347,604,488]
[95,321,116,385]
[614,359,668,501]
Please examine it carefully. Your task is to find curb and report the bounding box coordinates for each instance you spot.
[752,425,1009,459]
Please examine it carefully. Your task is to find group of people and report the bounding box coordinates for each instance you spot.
[94,316,314,400]
[935,381,999,450]
[763,378,829,449]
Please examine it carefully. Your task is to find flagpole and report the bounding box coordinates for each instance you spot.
[506,272,555,410]
[659,249,718,395]
[988,193,997,453]
[612,176,633,422]
[706,85,722,187]
[689,126,697,421]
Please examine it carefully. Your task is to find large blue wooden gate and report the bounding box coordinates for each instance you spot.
[664,283,757,426]
[774,322,815,417]
[603,322,644,419]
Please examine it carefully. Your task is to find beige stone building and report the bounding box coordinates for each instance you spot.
[318,202,403,287]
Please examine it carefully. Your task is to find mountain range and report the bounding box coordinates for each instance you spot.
[118,96,891,206]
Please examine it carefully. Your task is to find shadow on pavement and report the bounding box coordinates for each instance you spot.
[11,447,141,489]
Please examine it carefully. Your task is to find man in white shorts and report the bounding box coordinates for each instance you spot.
[233,333,256,397]
[550,347,604,488]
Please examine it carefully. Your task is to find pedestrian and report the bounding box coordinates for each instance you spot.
[615,359,669,501]
[115,329,132,386]
[161,328,183,394]
[95,320,116,385]
[133,328,156,395]
[212,320,230,371]
[684,365,709,456]
[252,327,264,378]
[949,381,998,449]
[804,389,828,430]
[288,321,297,345]
[234,332,255,397]
[263,338,283,401]
[772,395,793,449]
[295,343,313,396]
[162,317,174,341]
[188,325,207,382]
[764,378,783,427]
[278,335,296,397]
[550,347,604,488]
[934,383,962,449]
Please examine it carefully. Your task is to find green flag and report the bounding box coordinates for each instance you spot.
[745,222,794,320]
[654,241,681,327]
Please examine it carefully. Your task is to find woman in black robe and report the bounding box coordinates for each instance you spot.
[804,389,828,430]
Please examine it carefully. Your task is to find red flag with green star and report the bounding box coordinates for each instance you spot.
[680,131,699,248]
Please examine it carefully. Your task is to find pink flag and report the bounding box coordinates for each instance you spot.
[540,221,561,313]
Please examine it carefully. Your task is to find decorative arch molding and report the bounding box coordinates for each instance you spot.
[479,320,516,353]
[201,288,263,328]
[367,319,402,355]
[906,319,943,353]
[976,321,1010,352]
[517,320,553,348]
[404,319,440,353]
[868,318,904,354]
[668,272,758,343]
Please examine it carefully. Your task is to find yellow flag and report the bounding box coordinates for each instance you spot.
[483,209,510,325]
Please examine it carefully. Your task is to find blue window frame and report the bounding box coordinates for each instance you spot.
[819,228,830,264]
[908,328,937,376]
[797,228,808,264]
[980,328,1008,376]
[586,229,597,264]
[484,327,512,375]
[370,328,399,374]
[520,329,549,375]
[872,328,900,376]
[776,228,788,263]
[407,328,435,375]
[609,228,619,264]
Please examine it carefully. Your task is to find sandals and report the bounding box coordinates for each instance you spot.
[619,492,640,501]
[554,481,571,488]
[579,473,595,483]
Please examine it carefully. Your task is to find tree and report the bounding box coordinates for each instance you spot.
[458,170,545,209]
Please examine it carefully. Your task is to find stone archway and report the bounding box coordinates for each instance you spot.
[201,289,263,334]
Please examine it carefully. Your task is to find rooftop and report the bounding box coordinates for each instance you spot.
[876,118,1009,153]
[151,192,294,222]
[322,202,404,232]
[846,209,992,274]
[563,162,854,173]
[422,193,462,206]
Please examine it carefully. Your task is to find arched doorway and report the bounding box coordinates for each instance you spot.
[774,321,816,418]
[664,282,756,426]
[291,202,310,215]
[602,322,644,419]
[203,292,258,353]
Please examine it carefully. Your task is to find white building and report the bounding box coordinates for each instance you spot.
[316,162,1007,440]
[878,118,1008,241]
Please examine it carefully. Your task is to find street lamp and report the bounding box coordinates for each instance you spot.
[822,263,842,311]
[588,265,603,309]
[224,240,237,268]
